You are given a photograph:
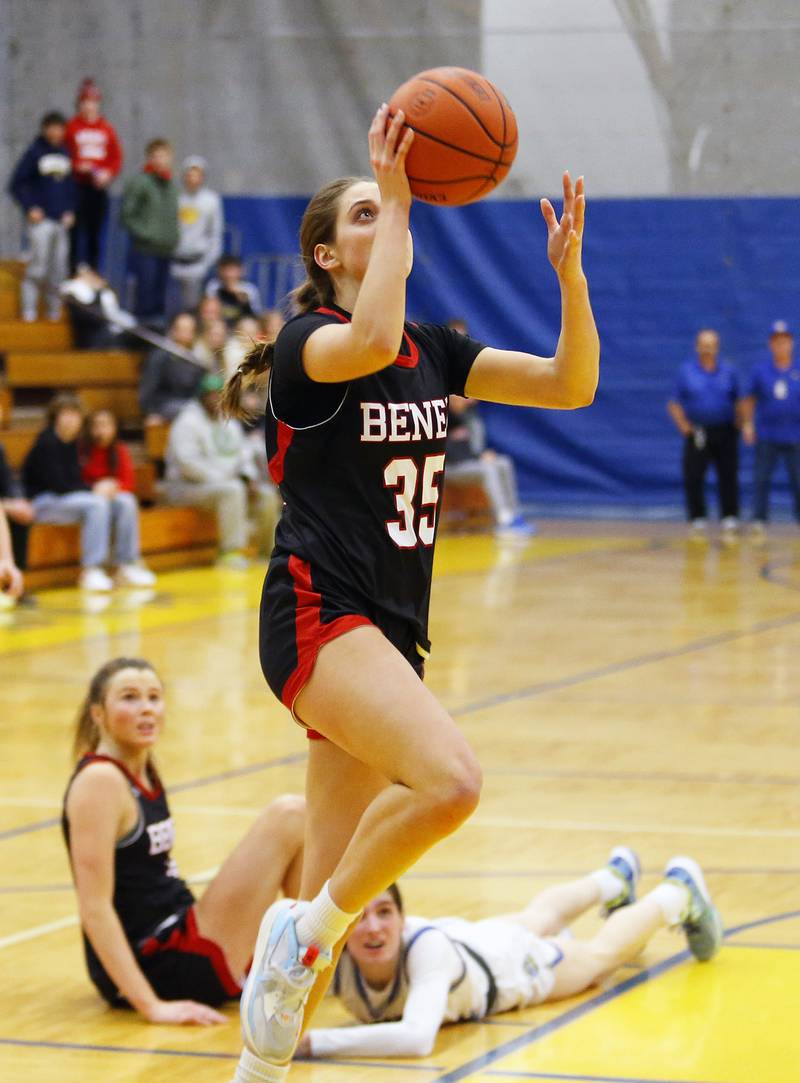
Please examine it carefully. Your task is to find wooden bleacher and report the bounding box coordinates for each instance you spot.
[0,259,220,587]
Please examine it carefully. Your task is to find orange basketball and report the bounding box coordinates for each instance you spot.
[387,66,518,206]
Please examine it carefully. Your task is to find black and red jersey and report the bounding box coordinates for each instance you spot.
[62,754,194,1000]
[265,305,485,648]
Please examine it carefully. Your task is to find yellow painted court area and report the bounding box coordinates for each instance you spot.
[1,523,799,1082]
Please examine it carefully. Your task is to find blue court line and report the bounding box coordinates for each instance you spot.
[427,908,800,1083]
[406,866,800,881]
[481,765,800,788]
[0,1036,443,1072]
[0,751,306,842]
[0,816,60,841]
[725,941,800,951]
[3,866,800,894]
[451,606,800,720]
[484,1071,731,1082]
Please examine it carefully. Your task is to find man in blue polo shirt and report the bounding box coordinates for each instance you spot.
[667,328,741,538]
[741,320,800,537]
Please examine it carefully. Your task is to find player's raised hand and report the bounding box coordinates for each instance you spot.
[368,104,414,207]
[540,172,586,283]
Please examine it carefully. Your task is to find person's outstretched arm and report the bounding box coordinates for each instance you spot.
[300,931,460,1059]
[464,172,599,410]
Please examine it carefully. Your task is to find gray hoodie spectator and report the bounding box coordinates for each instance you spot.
[170,156,224,310]
[163,373,279,565]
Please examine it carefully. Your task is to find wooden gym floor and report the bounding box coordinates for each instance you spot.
[1,521,798,1082]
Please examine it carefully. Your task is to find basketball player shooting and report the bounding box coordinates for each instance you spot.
[222,93,600,1083]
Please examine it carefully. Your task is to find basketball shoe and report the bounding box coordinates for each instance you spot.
[240,898,331,1065]
[602,846,641,916]
[663,856,723,961]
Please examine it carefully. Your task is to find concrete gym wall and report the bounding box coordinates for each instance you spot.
[0,0,481,250]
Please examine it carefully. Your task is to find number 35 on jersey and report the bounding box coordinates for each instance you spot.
[383,455,445,549]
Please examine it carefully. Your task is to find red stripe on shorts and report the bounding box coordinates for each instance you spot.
[268,420,294,484]
[139,907,241,997]
[282,555,372,731]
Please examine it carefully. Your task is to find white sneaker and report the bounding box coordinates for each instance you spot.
[115,563,156,588]
[689,518,708,540]
[79,567,114,592]
[240,899,331,1064]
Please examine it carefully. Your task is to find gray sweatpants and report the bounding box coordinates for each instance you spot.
[22,219,69,320]
[447,454,520,526]
[163,479,280,555]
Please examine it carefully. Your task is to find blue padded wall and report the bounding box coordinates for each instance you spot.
[224,194,800,515]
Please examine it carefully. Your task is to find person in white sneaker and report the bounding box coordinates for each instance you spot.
[222,109,599,1083]
[298,849,721,1061]
[63,657,305,1023]
[22,394,136,591]
[79,408,156,587]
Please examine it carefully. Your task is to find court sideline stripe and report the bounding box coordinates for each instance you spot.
[0,1036,442,1071]
[486,1071,723,1082]
[0,751,306,842]
[428,908,800,1083]
[485,1070,726,1082]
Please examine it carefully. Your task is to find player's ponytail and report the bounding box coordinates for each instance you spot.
[223,175,368,418]
[73,657,158,761]
[222,338,274,419]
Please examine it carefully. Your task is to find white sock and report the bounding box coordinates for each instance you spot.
[294,880,359,952]
[649,882,690,927]
[232,1048,289,1083]
[590,867,625,904]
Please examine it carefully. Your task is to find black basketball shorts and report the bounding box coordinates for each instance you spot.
[259,550,426,736]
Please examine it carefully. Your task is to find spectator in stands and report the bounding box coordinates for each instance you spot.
[121,138,178,325]
[193,317,229,372]
[260,308,285,343]
[740,320,800,539]
[0,506,24,601]
[139,311,203,426]
[447,394,534,536]
[22,394,153,591]
[7,111,76,322]
[61,264,137,348]
[205,255,262,328]
[79,409,155,587]
[223,315,261,379]
[170,156,224,311]
[667,328,741,541]
[0,394,33,583]
[65,78,123,273]
[196,293,223,334]
[0,444,31,598]
[163,373,280,568]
